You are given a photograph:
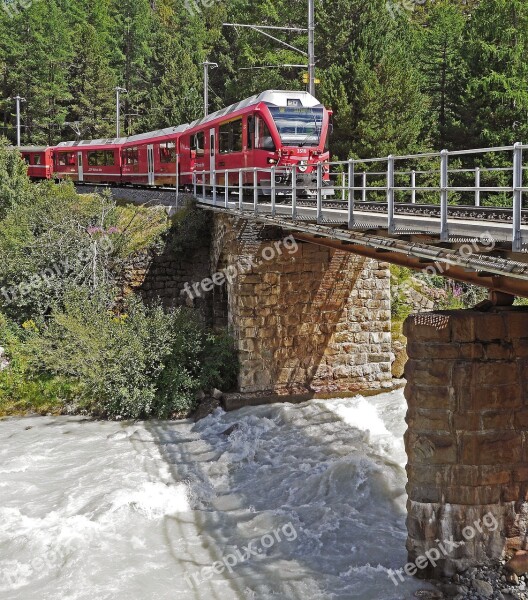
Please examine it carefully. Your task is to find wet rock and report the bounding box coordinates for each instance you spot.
[212,388,224,400]
[472,578,494,597]
[221,423,241,436]
[506,552,528,577]
[193,396,220,421]
[414,590,443,599]
[438,582,468,597]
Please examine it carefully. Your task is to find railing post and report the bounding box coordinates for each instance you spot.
[224,170,229,208]
[202,171,206,202]
[316,162,323,224]
[387,155,395,234]
[193,171,197,197]
[291,165,297,220]
[411,170,416,204]
[175,154,179,208]
[513,142,523,252]
[253,168,259,214]
[212,170,217,205]
[271,166,276,217]
[362,171,367,202]
[440,149,449,242]
[239,169,244,210]
[475,167,481,207]
[348,159,355,229]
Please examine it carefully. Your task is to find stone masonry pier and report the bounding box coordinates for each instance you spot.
[212,214,393,397]
[405,309,528,577]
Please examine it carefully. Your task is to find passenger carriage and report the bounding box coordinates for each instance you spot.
[120,125,188,187]
[20,146,53,179]
[54,139,125,184]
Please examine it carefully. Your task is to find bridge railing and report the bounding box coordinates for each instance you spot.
[182,143,528,251]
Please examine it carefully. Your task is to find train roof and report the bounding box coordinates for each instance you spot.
[18,146,49,152]
[187,90,323,130]
[56,137,128,148]
[125,124,190,143]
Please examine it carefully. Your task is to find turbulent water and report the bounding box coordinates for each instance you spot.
[0,390,437,600]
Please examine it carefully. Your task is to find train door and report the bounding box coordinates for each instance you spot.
[147,145,155,186]
[77,152,83,182]
[209,128,216,187]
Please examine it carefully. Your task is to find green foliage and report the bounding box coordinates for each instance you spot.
[27,289,237,419]
[0,158,169,322]
[0,140,32,218]
[0,313,81,417]
[0,0,525,155]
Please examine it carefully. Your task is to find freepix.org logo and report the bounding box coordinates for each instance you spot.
[386,0,426,19]
[184,0,216,17]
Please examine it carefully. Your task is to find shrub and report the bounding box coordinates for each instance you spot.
[27,288,237,419]
[0,179,169,322]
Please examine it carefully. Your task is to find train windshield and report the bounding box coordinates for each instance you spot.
[268,107,324,147]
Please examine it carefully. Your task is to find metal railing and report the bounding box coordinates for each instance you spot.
[182,143,528,252]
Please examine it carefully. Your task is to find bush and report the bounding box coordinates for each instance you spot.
[0,178,169,322]
[27,288,237,419]
[0,313,80,416]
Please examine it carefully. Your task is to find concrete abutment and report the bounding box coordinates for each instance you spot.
[404,309,528,577]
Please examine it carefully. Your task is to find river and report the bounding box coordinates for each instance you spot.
[0,390,437,600]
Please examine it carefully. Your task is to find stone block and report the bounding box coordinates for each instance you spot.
[406,432,457,465]
[459,432,523,465]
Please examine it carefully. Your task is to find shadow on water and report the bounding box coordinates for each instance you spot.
[133,394,423,600]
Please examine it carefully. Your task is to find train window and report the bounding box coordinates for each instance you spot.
[88,150,115,166]
[191,132,204,157]
[219,119,243,154]
[248,115,255,150]
[58,152,75,166]
[257,118,276,151]
[160,142,176,163]
[33,154,41,165]
[232,119,242,152]
[123,147,138,165]
[22,154,30,164]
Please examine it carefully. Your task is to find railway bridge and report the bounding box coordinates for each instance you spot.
[110,143,528,577]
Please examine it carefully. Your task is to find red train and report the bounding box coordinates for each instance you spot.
[19,90,332,194]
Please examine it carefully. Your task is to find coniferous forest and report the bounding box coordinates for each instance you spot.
[1,0,527,159]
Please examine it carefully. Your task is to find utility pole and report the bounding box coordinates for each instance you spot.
[11,95,26,147]
[201,61,218,117]
[115,87,127,138]
[308,0,315,96]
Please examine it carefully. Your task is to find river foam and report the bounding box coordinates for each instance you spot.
[0,391,437,599]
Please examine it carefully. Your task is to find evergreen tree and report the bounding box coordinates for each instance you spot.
[464,0,528,146]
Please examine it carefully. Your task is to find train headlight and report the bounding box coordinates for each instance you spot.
[298,161,308,172]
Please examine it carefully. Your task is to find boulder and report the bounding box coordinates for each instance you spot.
[472,579,494,598]
[505,551,528,576]
[391,340,408,379]
[193,396,220,422]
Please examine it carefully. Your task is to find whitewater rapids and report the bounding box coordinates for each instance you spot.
[0,390,437,599]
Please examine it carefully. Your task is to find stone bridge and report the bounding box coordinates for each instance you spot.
[105,138,528,580]
[129,208,393,403]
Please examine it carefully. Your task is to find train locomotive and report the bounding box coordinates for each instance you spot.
[19,90,332,195]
